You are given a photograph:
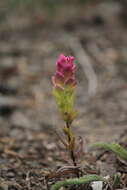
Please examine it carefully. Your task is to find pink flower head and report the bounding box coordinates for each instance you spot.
[52,54,77,90]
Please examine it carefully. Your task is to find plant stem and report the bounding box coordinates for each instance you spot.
[70,149,77,167]
[66,121,79,177]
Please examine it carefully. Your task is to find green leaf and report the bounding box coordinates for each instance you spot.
[91,142,127,161]
[50,175,105,190]
[112,174,120,188]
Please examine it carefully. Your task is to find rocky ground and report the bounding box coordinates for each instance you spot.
[0,1,127,189]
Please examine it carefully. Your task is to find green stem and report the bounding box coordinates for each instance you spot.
[50,175,105,190]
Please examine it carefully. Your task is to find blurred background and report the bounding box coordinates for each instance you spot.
[0,0,127,143]
[0,1,127,188]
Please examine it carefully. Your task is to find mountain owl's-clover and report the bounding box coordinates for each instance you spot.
[52,54,77,124]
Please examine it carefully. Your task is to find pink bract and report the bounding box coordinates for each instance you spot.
[52,54,77,90]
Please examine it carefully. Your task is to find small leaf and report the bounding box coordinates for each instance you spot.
[91,143,127,161]
[112,174,120,188]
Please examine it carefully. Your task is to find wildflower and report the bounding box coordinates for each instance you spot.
[52,54,77,90]
[52,54,77,123]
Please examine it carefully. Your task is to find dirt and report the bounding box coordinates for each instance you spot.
[0,0,127,189]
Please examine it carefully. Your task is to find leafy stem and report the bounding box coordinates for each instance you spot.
[50,175,105,190]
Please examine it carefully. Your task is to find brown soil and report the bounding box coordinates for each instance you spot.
[0,1,127,189]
